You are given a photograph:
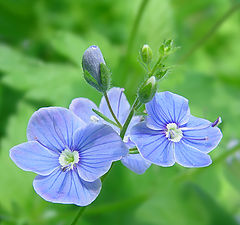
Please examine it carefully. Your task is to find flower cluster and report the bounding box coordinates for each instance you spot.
[10,44,222,207]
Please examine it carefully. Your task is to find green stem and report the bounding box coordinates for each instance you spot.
[148,55,162,77]
[120,98,139,139]
[178,2,240,64]
[92,109,121,128]
[127,0,150,56]
[104,92,122,129]
[70,207,86,225]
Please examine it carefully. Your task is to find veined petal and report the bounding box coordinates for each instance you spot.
[73,123,128,182]
[126,115,141,136]
[10,141,59,176]
[33,169,101,206]
[146,92,190,130]
[182,116,223,153]
[174,141,212,168]
[99,87,130,125]
[130,122,175,167]
[123,116,141,149]
[27,107,85,153]
[69,98,99,124]
[121,154,151,174]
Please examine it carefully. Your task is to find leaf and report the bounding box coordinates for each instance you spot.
[0,101,35,211]
[135,181,238,225]
[49,31,87,66]
[0,44,99,106]
[92,109,120,128]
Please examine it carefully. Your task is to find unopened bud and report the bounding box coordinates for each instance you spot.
[141,44,153,64]
[82,45,111,92]
[138,76,157,103]
[159,39,173,56]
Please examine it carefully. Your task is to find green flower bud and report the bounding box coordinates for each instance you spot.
[82,45,111,92]
[159,39,173,56]
[138,76,157,103]
[140,44,153,64]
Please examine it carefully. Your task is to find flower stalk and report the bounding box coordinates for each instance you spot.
[104,92,122,129]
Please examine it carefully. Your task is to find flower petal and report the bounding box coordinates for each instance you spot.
[130,122,175,166]
[69,98,99,123]
[126,115,141,136]
[146,92,190,130]
[10,141,59,176]
[99,87,130,125]
[174,141,212,168]
[33,168,101,206]
[121,154,151,174]
[27,107,85,153]
[182,116,223,153]
[73,123,128,182]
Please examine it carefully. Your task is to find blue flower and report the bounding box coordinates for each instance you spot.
[10,107,128,206]
[70,87,151,174]
[130,92,223,168]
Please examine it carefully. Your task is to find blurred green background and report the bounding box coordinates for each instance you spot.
[0,0,240,224]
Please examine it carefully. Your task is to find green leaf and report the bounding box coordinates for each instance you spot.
[49,31,87,66]
[0,102,35,211]
[0,44,98,106]
[92,109,120,128]
[100,63,111,92]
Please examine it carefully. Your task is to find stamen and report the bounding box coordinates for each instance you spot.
[212,117,222,127]
[59,149,79,171]
[165,123,183,142]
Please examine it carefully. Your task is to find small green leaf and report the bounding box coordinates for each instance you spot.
[92,109,121,128]
[100,63,111,92]
[83,70,103,92]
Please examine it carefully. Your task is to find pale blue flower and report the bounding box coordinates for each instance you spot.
[10,107,127,206]
[130,92,223,168]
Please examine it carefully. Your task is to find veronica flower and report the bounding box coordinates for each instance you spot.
[130,92,222,167]
[10,107,127,206]
[70,87,151,174]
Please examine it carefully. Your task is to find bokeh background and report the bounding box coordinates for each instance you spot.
[0,0,240,224]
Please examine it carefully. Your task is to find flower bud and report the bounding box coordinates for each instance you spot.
[138,76,157,103]
[140,44,153,64]
[82,45,111,92]
[159,39,173,56]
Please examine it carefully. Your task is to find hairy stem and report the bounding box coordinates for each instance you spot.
[148,55,162,77]
[104,92,122,129]
[120,98,139,139]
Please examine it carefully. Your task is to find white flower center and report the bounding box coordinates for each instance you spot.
[165,123,183,142]
[59,149,79,170]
